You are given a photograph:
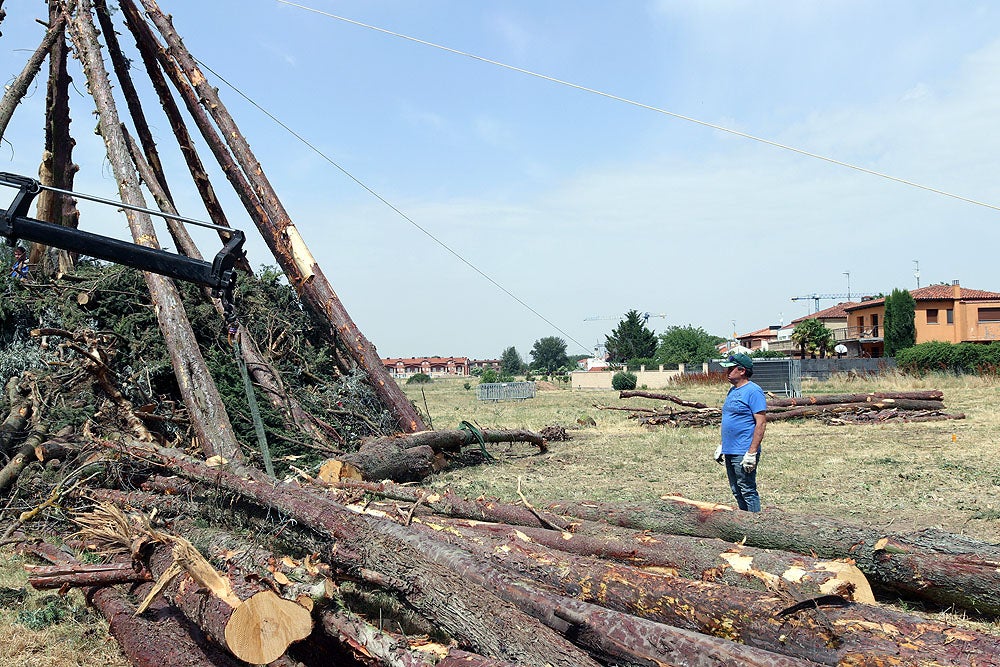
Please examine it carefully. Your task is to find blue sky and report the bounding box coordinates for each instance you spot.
[3,1,1000,360]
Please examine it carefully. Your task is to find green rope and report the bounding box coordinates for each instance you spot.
[458,420,494,462]
[234,339,275,477]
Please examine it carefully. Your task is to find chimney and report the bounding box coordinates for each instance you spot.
[953,279,961,300]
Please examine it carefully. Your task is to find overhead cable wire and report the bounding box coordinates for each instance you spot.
[194,58,594,353]
[277,0,1000,214]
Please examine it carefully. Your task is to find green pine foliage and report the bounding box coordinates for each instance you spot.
[604,310,657,363]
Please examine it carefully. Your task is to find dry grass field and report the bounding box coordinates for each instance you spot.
[2,370,997,664]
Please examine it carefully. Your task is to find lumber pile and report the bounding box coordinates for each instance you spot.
[7,448,1000,667]
[605,389,966,426]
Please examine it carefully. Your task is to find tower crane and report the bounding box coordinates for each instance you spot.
[584,312,666,323]
[790,293,870,313]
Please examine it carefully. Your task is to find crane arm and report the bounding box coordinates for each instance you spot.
[1,173,243,316]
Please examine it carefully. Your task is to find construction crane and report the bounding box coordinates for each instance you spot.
[790,293,869,313]
[584,312,666,323]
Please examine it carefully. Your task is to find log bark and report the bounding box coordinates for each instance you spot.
[139,0,426,434]
[66,0,244,462]
[35,0,80,277]
[21,539,246,667]
[619,390,709,408]
[320,428,545,482]
[0,376,32,458]
[425,516,874,603]
[116,0,253,266]
[411,515,1000,666]
[26,561,152,589]
[549,495,1000,618]
[0,10,66,141]
[113,441,602,667]
[0,424,48,494]
[765,399,949,421]
[767,390,944,407]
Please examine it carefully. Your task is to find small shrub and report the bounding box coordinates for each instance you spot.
[480,368,499,383]
[611,371,637,390]
[498,374,515,383]
[463,381,471,390]
[406,373,432,385]
[524,372,535,381]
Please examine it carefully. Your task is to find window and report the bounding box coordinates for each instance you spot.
[946,309,954,324]
[926,309,938,324]
[978,308,1000,323]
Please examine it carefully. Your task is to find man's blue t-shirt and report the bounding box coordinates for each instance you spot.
[721,381,766,455]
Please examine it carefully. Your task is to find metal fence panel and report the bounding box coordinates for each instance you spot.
[477,381,537,401]
[709,359,801,397]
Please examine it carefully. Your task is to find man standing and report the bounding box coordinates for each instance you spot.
[714,353,766,512]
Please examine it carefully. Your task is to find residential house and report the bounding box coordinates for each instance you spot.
[736,325,781,351]
[383,357,470,378]
[843,281,1000,357]
[769,302,858,356]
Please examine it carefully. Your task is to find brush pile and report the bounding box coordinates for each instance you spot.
[603,389,966,426]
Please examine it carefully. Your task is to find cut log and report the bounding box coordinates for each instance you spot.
[319,428,546,483]
[765,399,950,421]
[767,390,944,407]
[411,515,1000,666]
[549,495,1000,618]
[20,538,246,667]
[424,516,874,603]
[111,441,602,667]
[26,561,152,589]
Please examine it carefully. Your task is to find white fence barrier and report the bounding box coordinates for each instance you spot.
[477,382,537,401]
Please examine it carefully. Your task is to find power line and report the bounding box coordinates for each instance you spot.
[277,0,1000,214]
[193,59,593,353]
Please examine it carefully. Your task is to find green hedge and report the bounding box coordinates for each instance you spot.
[895,341,1000,374]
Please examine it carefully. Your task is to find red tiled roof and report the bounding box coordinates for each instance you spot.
[738,327,779,338]
[382,357,469,365]
[791,302,858,323]
[843,285,1000,311]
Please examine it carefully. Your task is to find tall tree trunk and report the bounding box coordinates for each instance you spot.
[66,0,243,463]
[0,10,66,141]
[34,0,80,276]
[139,0,425,434]
[123,127,337,451]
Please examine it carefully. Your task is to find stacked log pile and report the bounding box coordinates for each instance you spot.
[605,389,966,426]
[5,444,1000,666]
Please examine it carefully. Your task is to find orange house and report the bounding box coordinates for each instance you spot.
[843,281,1000,357]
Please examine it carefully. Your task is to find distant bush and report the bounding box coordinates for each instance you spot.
[524,372,535,381]
[406,373,432,385]
[480,368,499,383]
[611,371,637,390]
[463,381,471,390]
[498,373,515,383]
[896,341,1000,375]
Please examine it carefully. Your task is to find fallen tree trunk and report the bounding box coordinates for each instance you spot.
[411,515,1000,666]
[767,390,944,407]
[319,428,546,482]
[548,495,1000,618]
[423,516,874,602]
[619,390,709,408]
[20,538,246,667]
[765,399,950,421]
[110,441,601,667]
[26,561,152,589]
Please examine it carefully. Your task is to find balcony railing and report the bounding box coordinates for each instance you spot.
[836,325,880,340]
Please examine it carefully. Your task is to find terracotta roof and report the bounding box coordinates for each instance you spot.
[843,285,1000,311]
[382,357,469,365]
[791,302,858,323]
[738,327,779,338]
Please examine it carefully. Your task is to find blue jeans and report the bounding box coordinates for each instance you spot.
[724,453,761,512]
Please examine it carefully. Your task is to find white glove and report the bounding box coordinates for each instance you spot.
[741,452,757,473]
[714,444,723,464]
